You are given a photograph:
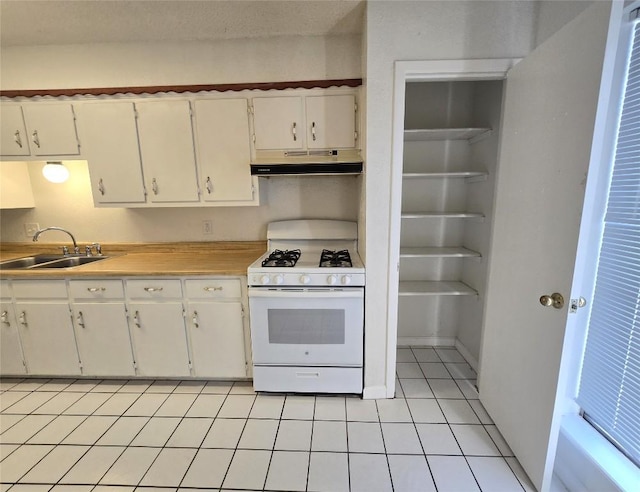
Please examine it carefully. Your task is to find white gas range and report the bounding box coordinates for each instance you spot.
[248,219,365,394]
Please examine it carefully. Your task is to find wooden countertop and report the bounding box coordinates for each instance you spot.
[0,242,265,277]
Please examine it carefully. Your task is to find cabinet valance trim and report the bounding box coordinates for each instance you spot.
[0,78,363,98]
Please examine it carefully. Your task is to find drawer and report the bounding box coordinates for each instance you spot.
[12,280,67,299]
[185,278,241,299]
[126,279,182,299]
[0,280,11,299]
[69,280,124,299]
[253,365,363,393]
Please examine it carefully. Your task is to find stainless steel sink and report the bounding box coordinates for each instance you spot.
[0,255,109,270]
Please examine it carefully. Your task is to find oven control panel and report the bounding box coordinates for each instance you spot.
[250,272,365,287]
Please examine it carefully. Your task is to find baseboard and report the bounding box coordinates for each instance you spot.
[363,385,388,400]
[455,340,479,371]
[397,336,456,347]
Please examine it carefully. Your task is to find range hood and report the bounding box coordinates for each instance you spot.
[251,150,363,176]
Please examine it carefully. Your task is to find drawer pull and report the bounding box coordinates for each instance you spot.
[19,311,27,326]
[192,311,199,328]
[134,310,141,328]
[143,287,164,293]
[1,311,10,326]
[295,372,320,378]
[204,286,223,292]
[87,287,107,293]
[77,311,85,328]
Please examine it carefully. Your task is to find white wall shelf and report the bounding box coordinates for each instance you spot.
[404,128,492,142]
[399,281,478,296]
[401,212,485,219]
[403,171,488,179]
[400,247,481,258]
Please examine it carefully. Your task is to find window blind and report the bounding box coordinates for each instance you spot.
[576,21,640,466]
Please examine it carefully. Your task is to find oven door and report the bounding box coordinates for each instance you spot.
[248,287,364,367]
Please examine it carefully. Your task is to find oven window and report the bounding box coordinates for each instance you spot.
[268,309,345,344]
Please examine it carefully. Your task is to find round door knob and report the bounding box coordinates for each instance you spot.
[273,274,284,285]
[260,275,270,285]
[300,275,311,284]
[341,275,352,285]
[327,274,338,285]
[540,293,564,309]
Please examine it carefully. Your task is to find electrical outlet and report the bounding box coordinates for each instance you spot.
[24,222,40,238]
[202,220,213,235]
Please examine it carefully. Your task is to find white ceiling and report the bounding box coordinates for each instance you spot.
[0,0,365,47]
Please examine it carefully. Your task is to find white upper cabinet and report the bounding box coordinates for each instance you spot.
[306,94,356,149]
[76,102,146,204]
[252,96,304,150]
[0,105,30,156]
[22,103,80,156]
[135,100,200,203]
[252,93,358,152]
[193,99,254,202]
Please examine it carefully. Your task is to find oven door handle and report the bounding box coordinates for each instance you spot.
[249,288,364,299]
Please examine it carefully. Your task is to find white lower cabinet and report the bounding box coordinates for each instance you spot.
[70,279,134,377]
[0,302,26,375]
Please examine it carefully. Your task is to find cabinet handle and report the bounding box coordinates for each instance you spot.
[204,286,223,292]
[87,287,106,293]
[77,311,85,328]
[312,121,316,141]
[18,311,27,326]
[292,122,297,142]
[143,287,163,293]
[206,176,213,194]
[14,130,23,148]
[192,311,199,328]
[32,130,40,148]
[152,178,159,195]
[134,310,141,328]
[98,178,105,196]
[1,311,10,326]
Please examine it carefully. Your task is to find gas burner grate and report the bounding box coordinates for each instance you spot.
[262,249,302,267]
[320,249,353,268]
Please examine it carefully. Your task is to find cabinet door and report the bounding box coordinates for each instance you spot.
[77,102,146,204]
[22,103,80,156]
[0,303,26,375]
[73,303,135,376]
[188,301,246,378]
[306,95,356,149]
[252,97,304,150]
[128,302,190,377]
[194,99,254,202]
[15,302,81,375]
[0,104,30,156]
[135,100,199,203]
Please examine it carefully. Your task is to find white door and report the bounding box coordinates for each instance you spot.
[478,3,612,491]
[252,97,304,150]
[22,103,80,156]
[193,99,254,202]
[72,303,135,376]
[15,302,81,375]
[187,301,246,377]
[128,302,191,377]
[135,100,200,203]
[77,102,147,204]
[306,95,356,149]
[0,104,30,156]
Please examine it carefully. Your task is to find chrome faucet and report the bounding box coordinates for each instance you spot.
[33,227,79,255]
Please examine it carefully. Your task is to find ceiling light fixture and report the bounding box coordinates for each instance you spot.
[42,161,69,183]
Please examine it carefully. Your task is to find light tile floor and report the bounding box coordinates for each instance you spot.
[0,346,536,491]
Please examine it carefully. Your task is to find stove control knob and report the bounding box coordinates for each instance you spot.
[260,275,270,285]
[341,275,352,285]
[273,274,284,285]
[300,274,311,285]
[327,274,338,285]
